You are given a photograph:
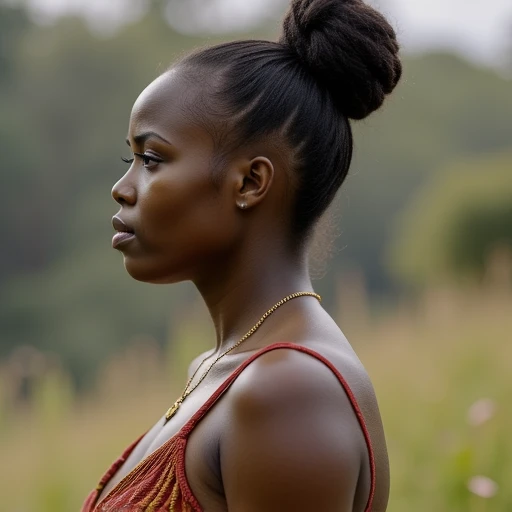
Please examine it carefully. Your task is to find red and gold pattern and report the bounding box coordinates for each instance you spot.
[82,430,200,512]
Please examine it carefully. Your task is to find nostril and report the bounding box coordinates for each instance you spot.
[112,183,136,205]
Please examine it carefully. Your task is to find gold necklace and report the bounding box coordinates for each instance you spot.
[164,291,322,424]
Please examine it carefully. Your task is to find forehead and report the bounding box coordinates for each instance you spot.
[128,69,209,146]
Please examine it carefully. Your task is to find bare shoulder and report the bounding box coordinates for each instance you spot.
[230,344,368,418]
[219,345,374,512]
[187,348,214,379]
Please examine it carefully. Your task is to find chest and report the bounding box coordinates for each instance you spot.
[95,383,228,507]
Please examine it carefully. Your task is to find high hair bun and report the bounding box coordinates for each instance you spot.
[280,0,402,120]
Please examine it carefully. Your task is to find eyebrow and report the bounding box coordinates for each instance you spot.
[125,131,173,147]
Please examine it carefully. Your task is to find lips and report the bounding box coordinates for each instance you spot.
[112,216,136,249]
[112,216,134,234]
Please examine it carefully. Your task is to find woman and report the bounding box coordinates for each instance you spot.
[82,0,401,510]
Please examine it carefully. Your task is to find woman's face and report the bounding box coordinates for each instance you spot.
[112,70,241,284]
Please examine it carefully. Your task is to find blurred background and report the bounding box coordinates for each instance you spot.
[0,0,511,510]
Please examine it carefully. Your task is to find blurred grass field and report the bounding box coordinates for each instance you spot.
[1,284,510,512]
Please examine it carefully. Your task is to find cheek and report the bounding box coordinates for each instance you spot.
[139,179,182,241]
[143,173,227,240]
[128,169,238,281]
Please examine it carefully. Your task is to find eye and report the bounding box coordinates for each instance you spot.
[134,152,163,170]
[121,156,134,165]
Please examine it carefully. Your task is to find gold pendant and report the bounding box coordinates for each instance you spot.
[165,398,182,422]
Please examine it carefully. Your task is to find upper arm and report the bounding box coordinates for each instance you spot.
[220,348,370,512]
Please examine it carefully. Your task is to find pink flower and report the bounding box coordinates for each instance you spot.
[467,398,496,427]
[467,476,499,498]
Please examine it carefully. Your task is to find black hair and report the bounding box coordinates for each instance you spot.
[180,0,402,243]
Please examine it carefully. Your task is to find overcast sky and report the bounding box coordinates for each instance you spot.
[26,0,512,69]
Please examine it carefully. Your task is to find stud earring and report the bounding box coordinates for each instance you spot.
[238,202,247,210]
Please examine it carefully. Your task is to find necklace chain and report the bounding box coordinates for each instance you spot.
[164,291,322,423]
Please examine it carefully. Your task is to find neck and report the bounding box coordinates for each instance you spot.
[193,242,314,353]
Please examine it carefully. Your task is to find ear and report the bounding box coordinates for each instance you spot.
[233,156,275,210]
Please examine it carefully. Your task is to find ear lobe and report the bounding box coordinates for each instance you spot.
[236,156,274,209]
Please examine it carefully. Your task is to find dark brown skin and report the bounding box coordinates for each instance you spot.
[102,68,390,511]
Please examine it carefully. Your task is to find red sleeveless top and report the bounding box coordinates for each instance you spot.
[82,343,376,512]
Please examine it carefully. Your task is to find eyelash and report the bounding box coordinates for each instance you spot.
[121,153,163,168]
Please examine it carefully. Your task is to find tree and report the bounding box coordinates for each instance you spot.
[388,152,512,286]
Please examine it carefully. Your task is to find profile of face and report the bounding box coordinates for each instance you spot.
[111,69,279,285]
[112,22,400,287]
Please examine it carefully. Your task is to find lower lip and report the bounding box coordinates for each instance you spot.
[112,232,136,249]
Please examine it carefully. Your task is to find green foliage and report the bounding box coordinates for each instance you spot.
[339,53,512,291]
[0,3,29,86]
[1,289,511,511]
[389,152,512,285]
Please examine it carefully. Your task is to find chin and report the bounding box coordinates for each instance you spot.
[123,256,187,285]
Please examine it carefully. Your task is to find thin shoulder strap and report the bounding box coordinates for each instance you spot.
[179,342,376,511]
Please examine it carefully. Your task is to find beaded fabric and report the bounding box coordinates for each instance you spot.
[82,343,376,512]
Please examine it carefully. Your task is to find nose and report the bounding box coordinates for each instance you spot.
[112,172,137,206]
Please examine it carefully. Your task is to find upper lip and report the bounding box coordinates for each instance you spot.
[112,216,134,234]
